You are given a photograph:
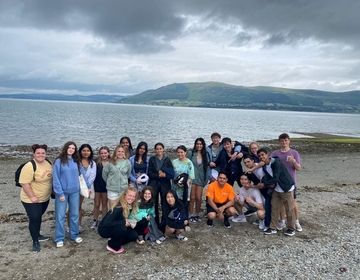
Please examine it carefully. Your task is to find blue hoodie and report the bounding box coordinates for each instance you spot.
[53,157,80,195]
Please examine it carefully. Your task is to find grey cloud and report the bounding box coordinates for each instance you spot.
[0,0,185,53]
[1,0,359,51]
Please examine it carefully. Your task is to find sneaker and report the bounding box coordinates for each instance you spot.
[207,219,214,228]
[158,236,166,242]
[263,226,269,232]
[107,245,126,254]
[276,220,286,231]
[244,209,257,217]
[295,220,303,232]
[56,241,64,248]
[32,242,40,252]
[264,228,277,235]
[74,237,83,244]
[90,220,98,229]
[259,220,265,230]
[194,216,201,222]
[231,214,247,223]
[224,217,231,229]
[252,219,260,226]
[38,235,49,242]
[284,228,296,237]
[155,239,162,245]
[189,217,197,223]
[176,234,188,241]
[137,236,145,245]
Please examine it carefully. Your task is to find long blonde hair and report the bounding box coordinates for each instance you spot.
[111,145,125,164]
[117,186,138,218]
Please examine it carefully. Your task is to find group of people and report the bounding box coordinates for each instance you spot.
[18,132,302,253]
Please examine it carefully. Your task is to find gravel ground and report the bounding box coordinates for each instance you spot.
[0,146,359,280]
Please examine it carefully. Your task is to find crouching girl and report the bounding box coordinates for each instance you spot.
[130,186,166,244]
[163,190,189,241]
[97,186,147,254]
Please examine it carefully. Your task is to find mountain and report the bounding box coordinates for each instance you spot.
[120,82,360,113]
[0,93,124,103]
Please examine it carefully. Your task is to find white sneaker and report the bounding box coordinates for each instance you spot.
[259,220,265,230]
[263,226,269,232]
[276,220,286,230]
[74,237,83,244]
[295,220,303,232]
[56,241,64,248]
[231,214,247,223]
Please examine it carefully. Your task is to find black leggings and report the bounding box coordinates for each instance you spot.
[22,200,49,242]
[105,218,149,250]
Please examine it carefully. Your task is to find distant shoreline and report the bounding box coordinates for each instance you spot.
[1,96,360,114]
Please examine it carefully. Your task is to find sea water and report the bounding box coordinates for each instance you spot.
[1,99,359,148]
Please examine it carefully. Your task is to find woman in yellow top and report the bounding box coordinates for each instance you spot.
[19,144,52,252]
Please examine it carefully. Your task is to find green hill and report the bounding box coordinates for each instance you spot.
[120,82,360,113]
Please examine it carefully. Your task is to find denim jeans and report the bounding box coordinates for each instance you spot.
[55,192,80,242]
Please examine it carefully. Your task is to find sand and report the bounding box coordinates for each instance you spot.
[0,145,359,279]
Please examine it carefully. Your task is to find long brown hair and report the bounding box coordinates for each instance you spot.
[117,186,138,218]
[57,141,79,165]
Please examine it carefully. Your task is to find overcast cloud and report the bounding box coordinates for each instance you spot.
[0,0,359,94]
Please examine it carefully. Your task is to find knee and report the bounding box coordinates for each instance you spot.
[207,212,216,220]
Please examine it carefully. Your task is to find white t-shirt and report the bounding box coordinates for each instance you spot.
[238,187,264,205]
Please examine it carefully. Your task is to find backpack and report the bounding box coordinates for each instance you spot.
[15,159,52,187]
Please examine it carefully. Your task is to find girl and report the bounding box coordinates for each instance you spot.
[102,145,131,209]
[129,141,149,192]
[147,142,174,226]
[98,187,146,254]
[119,136,134,159]
[163,190,189,241]
[188,138,209,223]
[53,141,82,248]
[130,186,165,244]
[91,146,110,229]
[172,145,195,222]
[78,144,96,230]
[19,144,52,252]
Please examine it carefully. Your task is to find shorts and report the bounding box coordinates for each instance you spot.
[206,202,228,214]
[107,190,120,200]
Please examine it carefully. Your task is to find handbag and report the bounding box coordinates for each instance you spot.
[79,174,89,198]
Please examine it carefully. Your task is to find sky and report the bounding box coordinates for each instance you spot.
[0,0,360,95]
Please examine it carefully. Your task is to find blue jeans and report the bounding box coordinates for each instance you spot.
[55,192,80,242]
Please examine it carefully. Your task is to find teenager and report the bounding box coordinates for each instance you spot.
[188,138,209,223]
[53,141,83,248]
[147,142,174,226]
[234,174,265,230]
[102,145,131,209]
[19,144,52,252]
[119,136,134,159]
[206,171,237,228]
[78,144,96,231]
[271,133,302,232]
[163,190,189,241]
[172,145,195,223]
[98,186,147,254]
[91,146,110,229]
[214,137,244,186]
[257,148,297,237]
[129,141,149,192]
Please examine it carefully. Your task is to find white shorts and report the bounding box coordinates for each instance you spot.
[107,190,120,201]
